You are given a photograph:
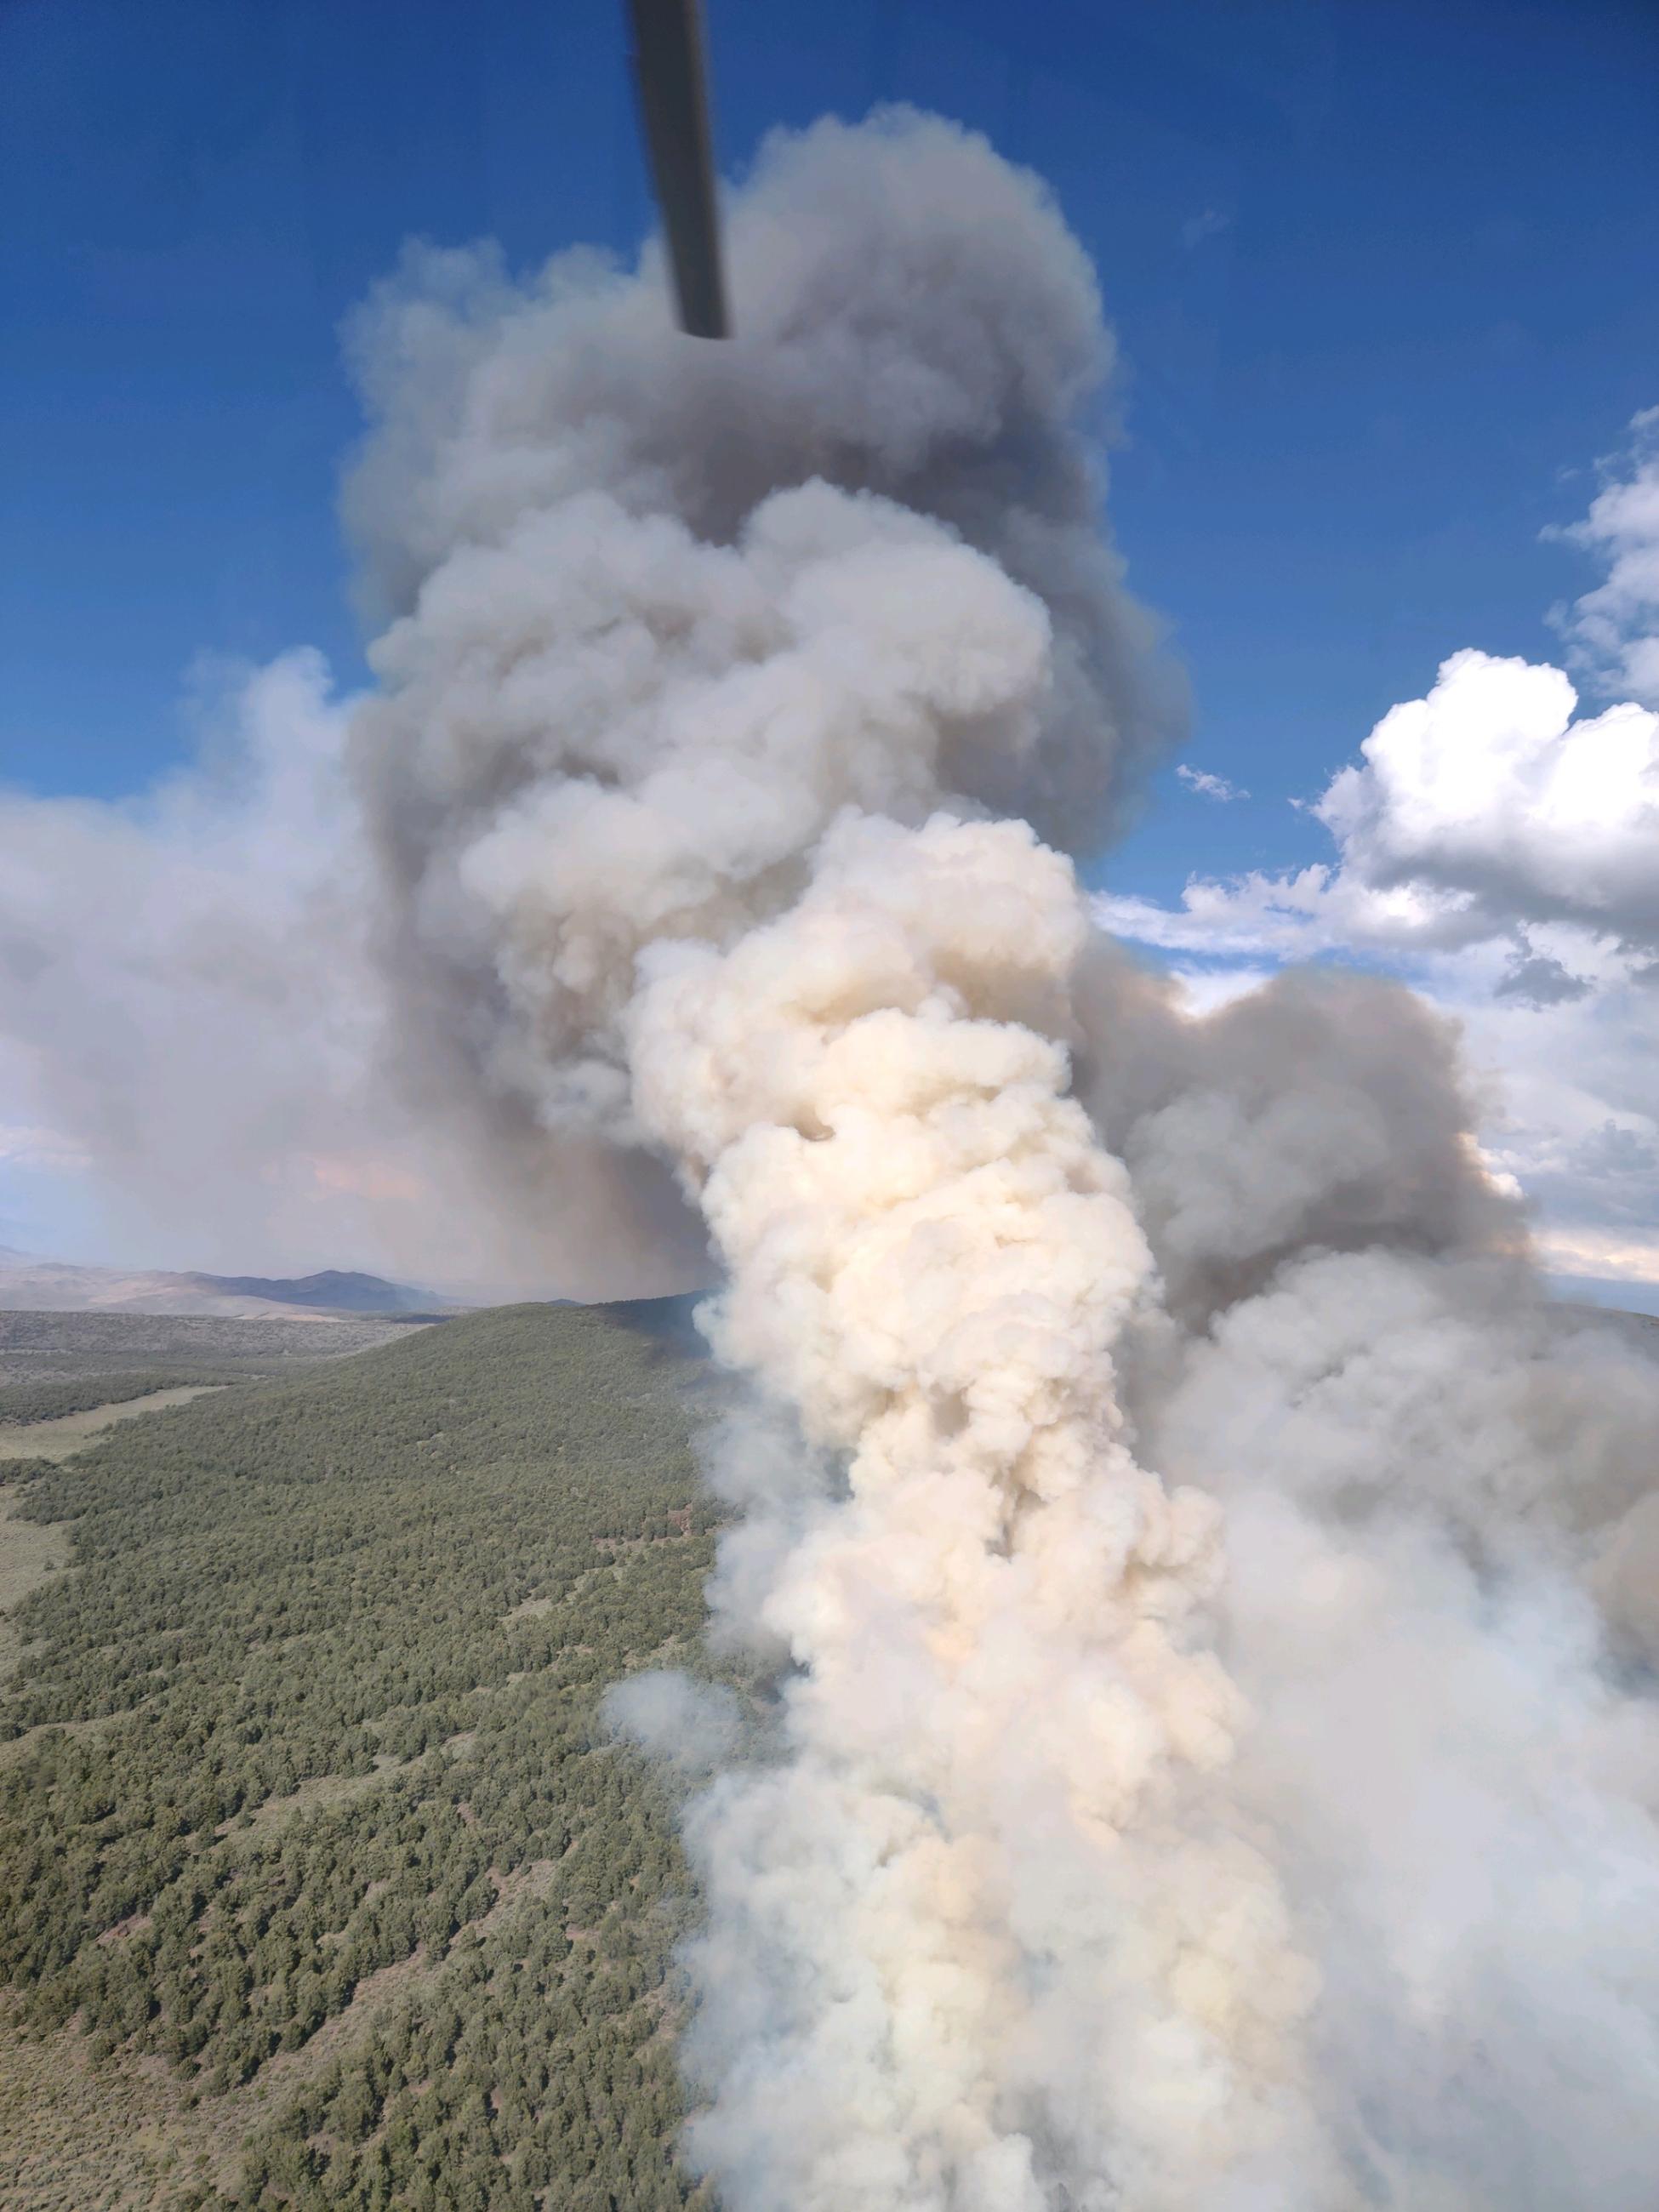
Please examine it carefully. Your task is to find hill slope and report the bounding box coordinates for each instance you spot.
[0,1303,724,2211]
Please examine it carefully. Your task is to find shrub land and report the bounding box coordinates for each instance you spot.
[0,1301,726,2211]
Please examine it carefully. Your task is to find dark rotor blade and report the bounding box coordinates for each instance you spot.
[625,0,731,339]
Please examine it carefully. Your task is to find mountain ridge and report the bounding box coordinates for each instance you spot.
[0,1249,448,1320]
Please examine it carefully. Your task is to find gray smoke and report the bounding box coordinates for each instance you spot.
[603,1668,746,1781]
[1070,948,1659,2204]
[0,652,384,1272]
[1075,947,1523,1325]
[339,109,1183,1293]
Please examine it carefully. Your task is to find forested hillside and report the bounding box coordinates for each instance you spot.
[0,1301,726,2211]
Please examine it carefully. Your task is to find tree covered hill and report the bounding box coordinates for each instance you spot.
[0,1300,727,2211]
[177,1271,442,1316]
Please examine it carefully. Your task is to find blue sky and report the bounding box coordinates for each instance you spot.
[6,0,1656,871]
[3,0,1657,1288]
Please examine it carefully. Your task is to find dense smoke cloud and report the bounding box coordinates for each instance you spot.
[344,119,1345,2193]
[1071,940,1659,2200]
[1075,948,1521,1323]
[330,107,1656,2207]
[6,103,1659,2208]
[0,649,690,1288]
[0,109,1177,1286]
[340,108,1182,1291]
[0,652,381,1270]
[342,109,1179,853]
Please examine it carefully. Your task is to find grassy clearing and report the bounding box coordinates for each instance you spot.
[0,1487,73,1692]
[0,1388,227,1464]
[0,1372,244,1428]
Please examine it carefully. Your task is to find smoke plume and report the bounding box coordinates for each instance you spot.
[9,105,1659,2205]
[339,108,1181,1293]
[339,108,1659,2207]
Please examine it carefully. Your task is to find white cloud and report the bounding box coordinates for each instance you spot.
[1097,862,1468,962]
[1319,649,1659,951]
[1176,761,1248,801]
[1103,648,1659,975]
[1553,407,1659,708]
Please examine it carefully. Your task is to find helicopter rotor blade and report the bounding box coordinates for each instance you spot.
[625,0,731,339]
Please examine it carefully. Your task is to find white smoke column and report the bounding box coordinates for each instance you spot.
[340,109,1330,2200]
[626,812,1332,2207]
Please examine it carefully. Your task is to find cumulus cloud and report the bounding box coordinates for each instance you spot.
[1100,421,1659,989]
[1318,649,1659,957]
[1102,647,1659,973]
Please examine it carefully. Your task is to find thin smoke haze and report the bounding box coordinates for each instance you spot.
[6,105,1659,2209]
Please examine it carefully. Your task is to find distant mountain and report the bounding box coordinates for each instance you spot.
[0,1249,449,1320]
[186,1269,442,1315]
